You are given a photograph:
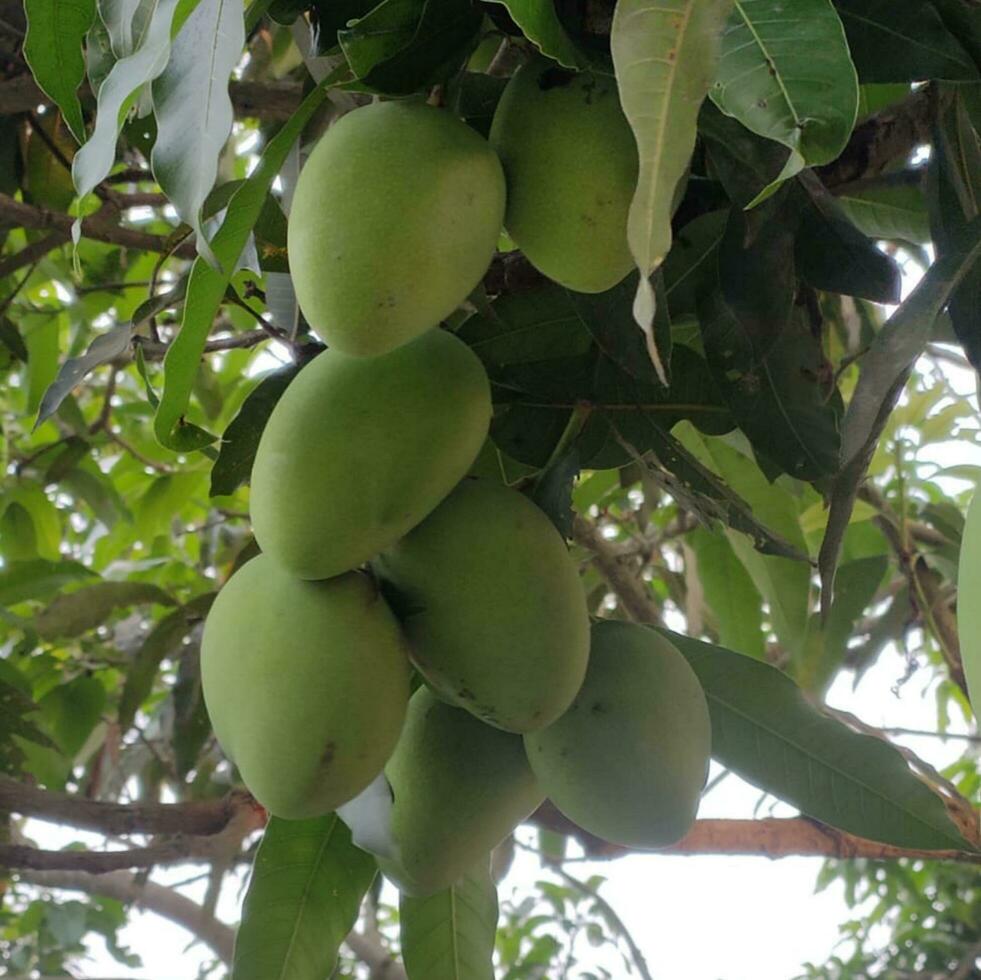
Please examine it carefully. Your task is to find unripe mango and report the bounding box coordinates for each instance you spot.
[200,555,410,819]
[288,102,506,356]
[524,621,711,848]
[489,59,637,293]
[379,687,544,896]
[373,478,590,732]
[249,329,491,580]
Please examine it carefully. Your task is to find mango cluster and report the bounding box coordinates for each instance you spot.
[201,62,712,896]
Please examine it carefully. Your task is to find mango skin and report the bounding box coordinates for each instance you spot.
[379,687,544,896]
[200,555,410,819]
[373,478,590,733]
[525,621,711,848]
[249,329,492,580]
[288,102,506,356]
[490,60,637,293]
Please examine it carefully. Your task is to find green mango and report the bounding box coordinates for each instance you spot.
[374,478,590,733]
[288,102,506,356]
[379,687,543,896]
[200,555,410,819]
[489,59,637,293]
[524,621,711,848]
[249,329,491,580]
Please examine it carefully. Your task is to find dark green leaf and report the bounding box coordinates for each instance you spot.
[210,364,301,496]
[834,172,932,244]
[0,676,55,777]
[400,861,499,980]
[0,560,98,607]
[485,0,594,69]
[232,814,377,980]
[34,581,174,640]
[665,629,978,851]
[172,642,211,778]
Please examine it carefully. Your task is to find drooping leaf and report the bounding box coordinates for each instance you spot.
[834,0,979,82]
[232,814,377,980]
[117,592,215,731]
[711,0,858,201]
[611,0,733,377]
[210,364,302,497]
[171,641,210,777]
[835,173,932,244]
[666,629,978,852]
[958,486,981,716]
[24,314,62,419]
[400,861,499,980]
[23,0,96,144]
[0,677,55,777]
[36,676,106,759]
[0,560,98,607]
[153,66,348,451]
[150,0,244,265]
[484,0,593,69]
[34,581,174,640]
[72,0,183,212]
[35,323,134,429]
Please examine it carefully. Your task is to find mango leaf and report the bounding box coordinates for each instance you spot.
[835,174,932,244]
[0,560,98,607]
[23,0,96,144]
[117,592,215,731]
[958,487,981,716]
[484,0,593,69]
[171,641,210,777]
[34,581,174,640]
[37,676,106,758]
[665,629,978,852]
[611,0,732,379]
[400,861,499,980]
[930,0,981,72]
[835,0,979,83]
[711,0,858,202]
[153,66,348,451]
[210,364,301,497]
[35,322,134,429]
[232,814,377,980]
[0,678,54,777]
[150,0,245,266]
[72,0,183,214]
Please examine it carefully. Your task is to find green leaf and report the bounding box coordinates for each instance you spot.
[835,174,932,244]
[25,314,62,419]
[959,487,981,717]
[23,0,96,144]
[484,0,594,69]
[665,629,978,851]
[0,560,98,607]
[0,675,55,777]
[72,0,183,209]
[835,0,979,82]
[37,676,107,758]
[210,364,301,497]
[117,592,215,731]
[232,814,377,980]
[688,526,765,659]
[150,0,245,265]
[400,861,499,980]
[153,67,347,451]
[611,0,732,376]
[710,0,858,201]
[34,581,174,640]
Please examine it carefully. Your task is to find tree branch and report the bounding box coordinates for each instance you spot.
[14,867,235,963]
[0,192,196,257]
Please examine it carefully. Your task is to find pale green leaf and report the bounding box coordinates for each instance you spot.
[958,486,981,718]
[34,581,174,640]
[611,0,732,372]
[835,177,932,244]
[400,862,499,980]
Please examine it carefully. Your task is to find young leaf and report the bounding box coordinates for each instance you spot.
[710,0,858,201]
[400,861,499,980]
[611,0,732,379]
[72,0,183,212]
[23,0,96,144]
[232,814,377,980]
[665,629,978,852]
[150,0,245,265]
[484,0,594,70]
[153,66,348,451]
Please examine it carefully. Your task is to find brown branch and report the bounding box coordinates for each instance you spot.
[14,868,235,963]
[0,776,252,837]
[531,805,981,864]
[136,328,272,360]
[0,192,196,257]
[0,231,67,278]
[572,514,662,623]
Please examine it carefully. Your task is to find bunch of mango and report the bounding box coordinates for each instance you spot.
[201,58,711,896]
